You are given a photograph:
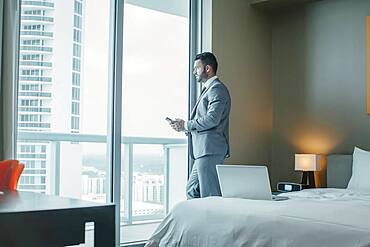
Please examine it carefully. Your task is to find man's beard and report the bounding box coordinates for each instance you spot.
[197,70,207,83]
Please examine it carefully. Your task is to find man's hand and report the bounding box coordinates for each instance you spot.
[170,118,185,132]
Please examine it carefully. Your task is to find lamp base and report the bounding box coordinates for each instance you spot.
[301,171,315,188]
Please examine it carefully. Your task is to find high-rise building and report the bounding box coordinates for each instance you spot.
[17,0,84,195]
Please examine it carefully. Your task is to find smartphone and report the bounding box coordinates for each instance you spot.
[165,117,174,123]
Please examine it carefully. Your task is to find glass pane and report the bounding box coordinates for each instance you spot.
[17,0,112,204]
[122,2,189,138]
[120,1,189,243]
[132,145,165,222]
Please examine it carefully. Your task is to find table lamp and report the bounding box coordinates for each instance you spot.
[295,154,321,188]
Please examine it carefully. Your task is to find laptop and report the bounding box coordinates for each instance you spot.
[216,165,288,201]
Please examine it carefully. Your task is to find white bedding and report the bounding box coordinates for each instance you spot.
[145,189,370,247]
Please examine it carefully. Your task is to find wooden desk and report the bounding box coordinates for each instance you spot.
[0,190,115,247]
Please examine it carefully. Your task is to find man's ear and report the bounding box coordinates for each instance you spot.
[205,65,211,73]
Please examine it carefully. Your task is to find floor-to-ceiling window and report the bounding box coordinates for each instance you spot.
[16,0,192,245]
[16,2,112,245]
[120,1,189,243]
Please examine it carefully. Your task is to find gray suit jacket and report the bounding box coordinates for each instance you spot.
[187,79,231,159]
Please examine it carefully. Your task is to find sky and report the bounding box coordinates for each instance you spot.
[82,0,189,142]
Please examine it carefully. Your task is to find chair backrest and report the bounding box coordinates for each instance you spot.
[0,160,25,190]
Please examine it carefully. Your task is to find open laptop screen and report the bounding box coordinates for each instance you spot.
[216,165,272,200]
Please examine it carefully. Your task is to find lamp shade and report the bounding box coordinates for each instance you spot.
[295,154,321,171]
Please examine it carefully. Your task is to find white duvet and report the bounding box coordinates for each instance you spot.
[145,189,370,247]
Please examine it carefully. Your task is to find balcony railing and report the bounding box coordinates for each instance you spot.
[18,122,51,128]
[21,16,54,23]
[20,31,53,38]
[20,61,52,68]
[19,76,52,82]
[18,106,51,113]
[17,131,187,224]
[18,91,52,97]
[22,1,54,8]
[20,45,53,53]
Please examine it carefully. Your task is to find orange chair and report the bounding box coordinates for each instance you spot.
[0,160,25,190]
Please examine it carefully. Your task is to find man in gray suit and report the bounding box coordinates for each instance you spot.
[170,52,231,199]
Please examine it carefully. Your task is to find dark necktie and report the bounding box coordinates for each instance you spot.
[200,87,206,95]
[191,87,207,117]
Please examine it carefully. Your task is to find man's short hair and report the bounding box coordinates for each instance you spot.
[195,52,218,73]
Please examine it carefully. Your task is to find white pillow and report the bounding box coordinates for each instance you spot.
[347,147,370,191]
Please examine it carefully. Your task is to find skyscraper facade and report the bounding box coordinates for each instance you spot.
[17,0,83,194]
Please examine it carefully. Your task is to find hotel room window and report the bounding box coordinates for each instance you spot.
[72,72,80,85]
[72,58,81,71]
[16,0,192,244]
[73,29,81,42]
[74,15,82,28]
[16,0,113,208]
[119,1,189,243]
[72,102,80,115]
[72,87,80,100]
[73,44,81,57]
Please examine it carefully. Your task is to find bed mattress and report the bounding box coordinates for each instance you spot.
[145,189,370,247]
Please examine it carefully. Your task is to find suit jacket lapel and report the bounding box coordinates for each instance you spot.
[190,79,218,119]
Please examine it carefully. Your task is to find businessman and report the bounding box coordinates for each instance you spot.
[170,52,231,199]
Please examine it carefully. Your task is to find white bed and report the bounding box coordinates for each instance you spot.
[145,153,370,247]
